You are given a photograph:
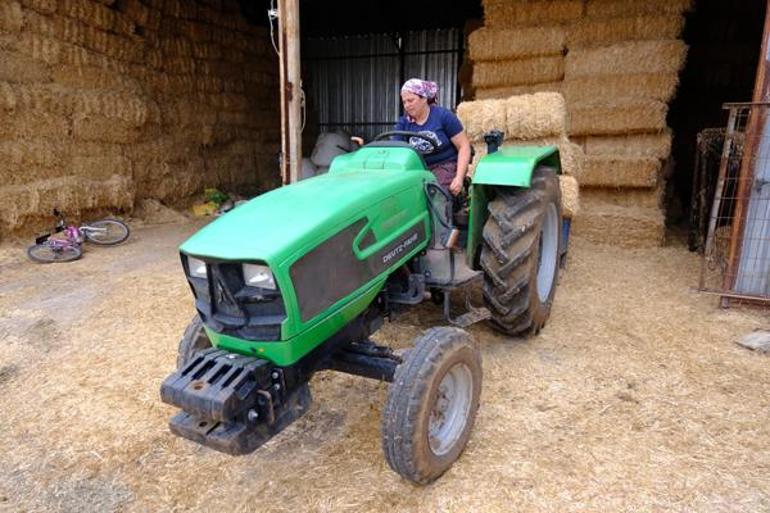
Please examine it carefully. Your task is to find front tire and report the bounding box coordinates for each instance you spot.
[480,166,562,336]
[382,327,482,485]
[84,219,130,245]
[176,315,213,369]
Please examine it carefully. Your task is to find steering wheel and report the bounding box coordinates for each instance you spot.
[372,130,439,154]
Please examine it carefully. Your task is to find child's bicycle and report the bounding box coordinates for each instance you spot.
[27,209,130,263]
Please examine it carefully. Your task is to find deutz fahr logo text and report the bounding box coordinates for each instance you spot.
[382,232,419,265]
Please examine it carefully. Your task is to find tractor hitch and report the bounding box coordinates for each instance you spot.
[160,348,311,455]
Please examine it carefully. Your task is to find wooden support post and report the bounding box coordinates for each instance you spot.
[278,0,302,184]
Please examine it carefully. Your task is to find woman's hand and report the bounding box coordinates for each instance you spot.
[449,175,464,196]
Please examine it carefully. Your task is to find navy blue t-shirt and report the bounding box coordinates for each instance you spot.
[394,106,464,166]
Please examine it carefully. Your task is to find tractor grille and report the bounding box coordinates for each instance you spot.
[183,257,285,341]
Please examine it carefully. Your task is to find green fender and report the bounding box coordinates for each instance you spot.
[466,145,562,268]
[471,145,560,187]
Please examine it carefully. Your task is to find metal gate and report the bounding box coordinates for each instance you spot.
[699,102,770,305]
[303,29,462,142]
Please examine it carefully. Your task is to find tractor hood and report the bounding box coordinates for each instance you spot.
[180,166,430,265]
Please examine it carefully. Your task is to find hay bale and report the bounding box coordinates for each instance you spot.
[505,92,566,140]
[586,0,692,18]
[568,98,668,136]
[565,40,688,78]
[475,82,562,99]
[52,65,141,92]
[72,154,132,181]
[559,175,580,218]
[59,0,116,31]
[563,73,680,103]
[473,56,564,88]
[0,50,51,83]
[75,91,150,126]
[0,174,134,231]
[484,0,583,28]
[577,156,661,188]
[572,197,665,247]
[582,186,663,209]
[0,1,23,31]
[73,114,142,143]
[567,15,684,48]
[19,0,56,15]
[0,111,69,139]
[576,132,672,159]
[457,100,507,142]
[0,139,68,185]
[468,26,565,61]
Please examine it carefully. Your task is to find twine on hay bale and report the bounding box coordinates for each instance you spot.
[563,73,680,103]
[473,56,564,88]
[567,15,684,48]
[568,98,668,136]
[468,26,565,61]
[565,40,688,78]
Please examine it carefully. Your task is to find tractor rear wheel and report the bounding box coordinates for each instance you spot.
[176,314,213,369]
[480,166,562,336]
[382,327,482,484]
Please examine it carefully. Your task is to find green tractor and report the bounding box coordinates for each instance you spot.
[161,130,564,484]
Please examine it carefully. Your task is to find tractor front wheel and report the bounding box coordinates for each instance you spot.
[480,166,562,336]
[381,327,482,484]
[176,314,213,369]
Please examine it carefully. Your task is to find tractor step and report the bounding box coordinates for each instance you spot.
[449,306,491,329]
[161,348,311,455]
[442,289,492,328]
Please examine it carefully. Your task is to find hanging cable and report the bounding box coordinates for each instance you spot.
[267,0,279,56]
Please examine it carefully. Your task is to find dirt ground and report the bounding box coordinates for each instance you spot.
[0,219,767,513]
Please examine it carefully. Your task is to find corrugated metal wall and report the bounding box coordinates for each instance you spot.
[304,29,460,141]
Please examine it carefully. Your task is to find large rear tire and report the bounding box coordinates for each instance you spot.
[480,166,562,336]
[382,327,482,485]
[176,315,213,369]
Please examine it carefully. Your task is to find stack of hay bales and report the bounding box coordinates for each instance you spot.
[469,0,691,247]
[469,1,573,100]
[564,0,689,247]
[457,92,582,219]
[0,0,280,238]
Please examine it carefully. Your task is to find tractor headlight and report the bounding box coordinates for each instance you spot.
[242,263,276,290]
[188,257,207,279]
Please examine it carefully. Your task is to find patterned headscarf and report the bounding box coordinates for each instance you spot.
[401,78,439,104]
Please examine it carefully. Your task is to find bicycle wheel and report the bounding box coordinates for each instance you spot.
[27,243,82,263]
[83,219,130,245]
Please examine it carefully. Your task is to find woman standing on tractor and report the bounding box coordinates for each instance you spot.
[395,78,472,196]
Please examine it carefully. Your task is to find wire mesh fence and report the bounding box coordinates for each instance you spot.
[698,102,770,306]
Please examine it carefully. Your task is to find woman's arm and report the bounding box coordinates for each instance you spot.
[450,130,471,196]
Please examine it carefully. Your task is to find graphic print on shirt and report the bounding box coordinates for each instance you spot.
[409,130,442,154]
